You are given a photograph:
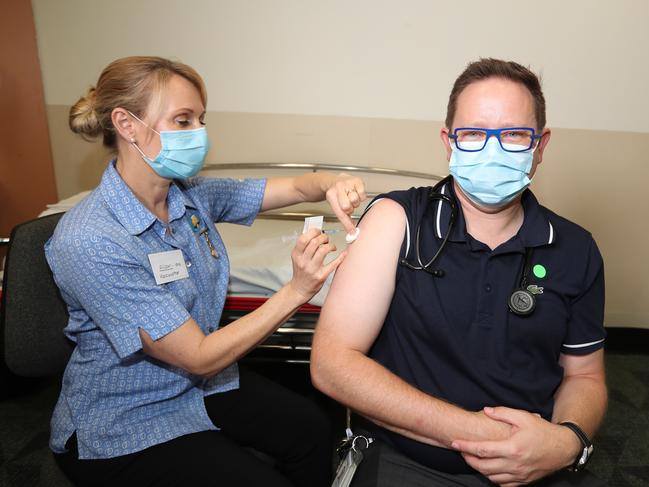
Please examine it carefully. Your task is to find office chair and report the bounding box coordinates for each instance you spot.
[0,213,75,486]
[1,213,73,377]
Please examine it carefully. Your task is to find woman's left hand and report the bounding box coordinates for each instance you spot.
[325,173,367,234]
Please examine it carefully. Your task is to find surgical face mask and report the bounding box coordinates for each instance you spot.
[128,111,210,179]
[449,137,535,208]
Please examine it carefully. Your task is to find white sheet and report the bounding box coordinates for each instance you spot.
[219,219,347,306]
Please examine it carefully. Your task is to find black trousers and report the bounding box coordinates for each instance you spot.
[351,436,607,487]
[54,367,333,487]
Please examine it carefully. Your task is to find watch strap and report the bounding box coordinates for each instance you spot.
[560,421,593,471]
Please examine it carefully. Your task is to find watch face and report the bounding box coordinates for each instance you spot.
[560,422,593,472]
[577,445,594,469]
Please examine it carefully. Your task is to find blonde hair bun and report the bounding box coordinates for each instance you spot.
[69,87,102,140]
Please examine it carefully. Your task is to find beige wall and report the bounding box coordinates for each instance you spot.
[33,1,649,328]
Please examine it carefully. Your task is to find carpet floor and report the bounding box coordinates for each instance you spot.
[1,349,647,486]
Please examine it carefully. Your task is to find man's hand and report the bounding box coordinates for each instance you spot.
[470,409,513,443]
[451,407,581,487]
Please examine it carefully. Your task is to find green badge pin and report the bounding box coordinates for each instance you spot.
[533,264,547,279]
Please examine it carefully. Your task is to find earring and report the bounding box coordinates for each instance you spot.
[130,137,135,143]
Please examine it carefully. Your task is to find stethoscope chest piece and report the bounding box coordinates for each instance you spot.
[508,288,536,316]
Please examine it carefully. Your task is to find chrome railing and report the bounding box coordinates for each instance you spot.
[203,161,441,181]
[204,162,443,222]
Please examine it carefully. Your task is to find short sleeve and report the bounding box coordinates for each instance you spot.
[47,233,191,359]
[186,177,266,225]
[561,238,606,355]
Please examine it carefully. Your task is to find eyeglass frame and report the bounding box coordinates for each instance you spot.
[448,127,542,153]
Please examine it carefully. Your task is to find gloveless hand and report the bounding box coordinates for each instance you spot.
[288,228,346,303]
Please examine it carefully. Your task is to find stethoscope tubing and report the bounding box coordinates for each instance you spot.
[398,177,535,316]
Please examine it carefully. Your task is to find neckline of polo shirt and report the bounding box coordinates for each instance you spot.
[474,191,556,255]
[436,182,555,252]
[167,183,197,224]
[101,160,155,235]
[517,190,556,248]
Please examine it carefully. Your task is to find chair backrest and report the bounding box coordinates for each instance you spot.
[1,213,73,377]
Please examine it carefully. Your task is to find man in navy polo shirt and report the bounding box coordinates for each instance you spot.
[311,58,607,486]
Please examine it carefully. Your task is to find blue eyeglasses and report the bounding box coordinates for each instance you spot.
[449,127,541,153]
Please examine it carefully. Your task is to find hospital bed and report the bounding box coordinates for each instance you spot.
[5,162,442,364]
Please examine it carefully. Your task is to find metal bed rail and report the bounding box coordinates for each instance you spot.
[220,305,319,365]
[203,161,442,181]
[204,162,443,222]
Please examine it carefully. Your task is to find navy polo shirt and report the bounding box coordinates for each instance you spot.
[363,179,605,473]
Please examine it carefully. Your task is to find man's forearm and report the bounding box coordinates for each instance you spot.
[311,347,510,448]
[552,373,607,438]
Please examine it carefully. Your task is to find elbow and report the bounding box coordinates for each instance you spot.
[186,363,226,380]
[186,336,239,379]
[309,344,339,398]
[186,363,213,379]
[309,355,326,394]
[172,354,208,378]
[180,348,227,379]
[185,357,228,379]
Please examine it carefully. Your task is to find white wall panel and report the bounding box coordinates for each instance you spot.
[32,0,649,132]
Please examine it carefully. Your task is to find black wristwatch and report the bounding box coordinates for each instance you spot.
[560,422,594,471]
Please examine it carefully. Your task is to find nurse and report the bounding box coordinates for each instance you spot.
[45,56,366,487]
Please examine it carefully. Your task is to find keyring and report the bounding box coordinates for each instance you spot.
[351,435,371,452]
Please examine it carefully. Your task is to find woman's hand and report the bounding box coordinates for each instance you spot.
[262,173,367,234]
[324,173,367,235]
[287,228,346,304]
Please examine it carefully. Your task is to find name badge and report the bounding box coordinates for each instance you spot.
[148,249,190,285]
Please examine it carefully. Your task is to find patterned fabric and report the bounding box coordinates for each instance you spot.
[44,161,266,459]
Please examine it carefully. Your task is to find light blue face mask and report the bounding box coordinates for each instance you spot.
[449,137,535,208]
[128,111,210,179]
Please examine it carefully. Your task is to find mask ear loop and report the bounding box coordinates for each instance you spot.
[126,110,161,136]
[126,110,160,162]
[130,139,153,163]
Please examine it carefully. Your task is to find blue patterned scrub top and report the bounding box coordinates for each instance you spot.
[45,161,266,459]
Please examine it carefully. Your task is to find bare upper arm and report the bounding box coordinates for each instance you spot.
[139,317,206,374]
[313,198,406,354]
[559,349,605,380]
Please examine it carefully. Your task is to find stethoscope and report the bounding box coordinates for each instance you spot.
[398,176,537,316]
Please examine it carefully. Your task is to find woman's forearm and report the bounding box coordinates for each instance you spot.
[194,284,306,376]
[140,284,306,377]
[261,173,337,211]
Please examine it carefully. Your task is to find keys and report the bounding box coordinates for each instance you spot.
[332,435,373,487]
